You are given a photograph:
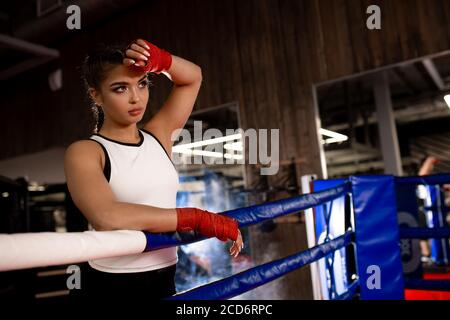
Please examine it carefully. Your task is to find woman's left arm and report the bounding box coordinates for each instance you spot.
[143,55,202,153]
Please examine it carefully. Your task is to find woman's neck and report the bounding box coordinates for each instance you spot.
[98,124,140,144]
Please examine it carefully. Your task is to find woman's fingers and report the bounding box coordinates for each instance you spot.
[136,39,150,50]
[229,242,238,256]
[124,41,149,62]
[230,245,239,258]
[123,58,135,66]
[129,43,150,57]
[123,39,153,68]
[125,48,148,62]
[134,60,146,67]
[123,57,146,67]
[229,230,244,258]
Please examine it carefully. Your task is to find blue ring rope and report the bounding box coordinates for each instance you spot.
[144,182,351,252]
[167,231,353,300]
[399,227,450,239]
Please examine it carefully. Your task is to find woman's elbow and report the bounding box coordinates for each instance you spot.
[89,208,119,231]
[90,219,115,232]
[92,221,115,231]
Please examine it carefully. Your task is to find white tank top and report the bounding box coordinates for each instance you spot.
[87,128,179,273]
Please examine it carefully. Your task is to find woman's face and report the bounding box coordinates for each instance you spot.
[91,64,149,127]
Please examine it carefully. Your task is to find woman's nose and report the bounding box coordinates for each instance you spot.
[129,87,140,103]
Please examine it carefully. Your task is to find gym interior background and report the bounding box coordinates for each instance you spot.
[1,0,450,302]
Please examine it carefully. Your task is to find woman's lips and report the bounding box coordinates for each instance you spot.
[128,108,143,116]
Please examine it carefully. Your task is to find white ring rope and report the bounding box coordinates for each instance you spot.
[0,230,147,272]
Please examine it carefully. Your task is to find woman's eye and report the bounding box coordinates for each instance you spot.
[139,81,149,88]
[113,86,126,93]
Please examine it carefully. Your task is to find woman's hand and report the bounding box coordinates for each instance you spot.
[419,156,440,176]
[229,229,244,258]
[123,39,172,74]
[123,39,151,67]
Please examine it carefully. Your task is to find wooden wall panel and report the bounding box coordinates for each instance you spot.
[2,0,450,164]
[417,0,449,55]
[344,0,372,74]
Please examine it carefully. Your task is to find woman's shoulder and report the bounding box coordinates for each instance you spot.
[66,139,103,153]
[64,139,104,166]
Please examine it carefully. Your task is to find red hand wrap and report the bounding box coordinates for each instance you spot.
[176,208,239,242]
[138,40,172,74]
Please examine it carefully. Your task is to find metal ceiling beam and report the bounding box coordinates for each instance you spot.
[327,158,415,177]
[392,67,420,95]
[422,58,449,91]
[327,160,385,177]
[327,99,450,131]
[0,33,59,81]
[373,71,403,175]
[0,33,58,57]
[325,145,379,158]
[326,152,380,165]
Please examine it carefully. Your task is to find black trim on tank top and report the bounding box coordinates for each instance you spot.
[92,130,144,147]
[139,128,177,169]
[88,139,111,182]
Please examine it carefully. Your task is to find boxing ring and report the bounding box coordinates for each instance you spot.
[1,174,450,300]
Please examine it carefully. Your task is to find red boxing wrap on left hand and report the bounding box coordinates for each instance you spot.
[176,208,239,242]
[139,40,172,74]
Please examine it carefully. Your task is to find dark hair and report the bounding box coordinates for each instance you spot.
[81,44,125,133]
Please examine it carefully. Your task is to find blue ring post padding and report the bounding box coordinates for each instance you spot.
[313,178,349,299]
[167,231,353,300]
[399,227,450,239]
[352,176,405,300]
[405,279,450,291]
[143,182,351,252]
[333,280,359,300]
[397,173,450,185]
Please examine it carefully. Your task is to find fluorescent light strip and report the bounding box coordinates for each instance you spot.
[224,142,243,151]
[174,149,244,160]
[174,149,224,158]
[319,128,348,144]
[444,95,450,108]
[173,133,242,150]
[324,137,348,144]
[224,153,243,160]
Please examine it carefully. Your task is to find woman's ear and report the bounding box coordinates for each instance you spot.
[88,88,103,106]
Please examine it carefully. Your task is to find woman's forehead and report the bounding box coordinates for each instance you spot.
[104,64,146,84]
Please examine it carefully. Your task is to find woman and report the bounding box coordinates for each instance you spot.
[64,39,243,301]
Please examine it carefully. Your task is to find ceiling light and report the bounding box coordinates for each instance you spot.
[173,149,224,158]
[319,128,348,144]
[444,94,450,108]
[173,133,242,150]
[224,142,243,151]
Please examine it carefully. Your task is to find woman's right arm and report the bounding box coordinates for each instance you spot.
[64,141,243,255]
[64,141,177,232]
